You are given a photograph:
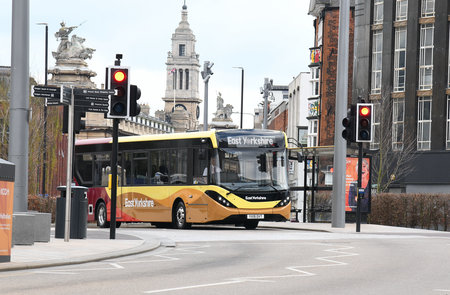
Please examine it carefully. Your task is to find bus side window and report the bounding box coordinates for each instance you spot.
[94,153,110,187]
[193,148,208,184]
[150,150,169,185]
[75,153,93,186]
[169,148,188,184]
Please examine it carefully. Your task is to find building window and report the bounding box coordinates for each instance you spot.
[417,96,432,151]
[179,44,186,56]
[185,69,189,90]
[447,96,450,149]
[172,69,177,91]
[421,0,435,18]
[419,24,434,90]
[371,30,383,94]
[311,67,320,97]
[298,127,308,146]
[308,120,318,147]
[370,102,381,150]
[373,0,384,25]
[179,69,183,90]
[396,0,408,21]
[448,26,450,88]
[393,27,407,92]
[392,98,405,151]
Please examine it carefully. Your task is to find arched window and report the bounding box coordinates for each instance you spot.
[185,69,189,90]
[172,69,177,91]
[179,69,183,89]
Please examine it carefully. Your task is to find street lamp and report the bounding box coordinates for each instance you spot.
[233,67,244,129]
[201,61,214,131]
[37,22,48,197]
[261,78,273,129]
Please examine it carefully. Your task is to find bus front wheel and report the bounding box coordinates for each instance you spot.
[173,201,191,229]
[96,202,110,228]
[244,220,259,230]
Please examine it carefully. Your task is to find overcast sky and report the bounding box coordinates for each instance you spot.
[0,0,314,128]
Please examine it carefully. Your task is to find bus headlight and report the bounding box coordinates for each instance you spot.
[205,190,236,208]
[275,195,290,208]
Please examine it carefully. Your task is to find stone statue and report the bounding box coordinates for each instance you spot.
[52,22,95,61]
[214,92,233,120]
[216,92,224,110]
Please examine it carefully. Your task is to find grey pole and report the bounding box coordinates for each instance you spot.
[37,22,48,197]
[201,61,213,131]
[203,80,209,131]
[262,78,272,129]
[233,67,244,129]
[64,87,74,242]
[9,0,30,212]
[331,0,350,228]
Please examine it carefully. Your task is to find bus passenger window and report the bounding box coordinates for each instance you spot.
[134,152,149,185]
[75,154,93,186]
[94,154,110,187]
[193,148,208,184]
[169,149,188,184]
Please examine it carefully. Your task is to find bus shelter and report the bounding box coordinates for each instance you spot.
[288,145,369,223]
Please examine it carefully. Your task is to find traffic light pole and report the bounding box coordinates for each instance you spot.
[356,142,363,232]
[109,54,122,240]
[110,118,119,239]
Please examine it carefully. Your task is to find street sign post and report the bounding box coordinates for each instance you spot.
[73,87,113,113]
[32,85,72,105]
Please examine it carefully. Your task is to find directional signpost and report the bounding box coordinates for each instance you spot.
[32,85,72,105]
[73,88,113,113]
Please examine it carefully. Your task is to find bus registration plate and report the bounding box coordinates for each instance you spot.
[247,214,264,219]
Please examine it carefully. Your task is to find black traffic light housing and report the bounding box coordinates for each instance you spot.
[107,66,130,118]
[257,154,267,172]
[356,103,373,142]
[129,84,141,117]
[62,106,86,134]
[342,104,356,142]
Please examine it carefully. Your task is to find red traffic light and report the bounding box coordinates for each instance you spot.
[360,106,370,116]
[113,70,127,83]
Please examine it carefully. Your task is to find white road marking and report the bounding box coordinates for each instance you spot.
[143,280,244,294]
[143,243,358,294]
[33,262,124,274]
[433,289,450,292]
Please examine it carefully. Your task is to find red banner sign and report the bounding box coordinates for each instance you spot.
[0,181,14,263]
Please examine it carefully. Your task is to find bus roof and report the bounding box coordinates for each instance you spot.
[75,129,287,149]
[76,130,217,147]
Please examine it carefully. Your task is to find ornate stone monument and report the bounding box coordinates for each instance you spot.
[48,22,96,88]
[209,92,238,130]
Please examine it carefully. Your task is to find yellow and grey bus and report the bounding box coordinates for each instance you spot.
[74,129,290,229]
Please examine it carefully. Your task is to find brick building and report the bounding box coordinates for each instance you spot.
[308,0,355,147]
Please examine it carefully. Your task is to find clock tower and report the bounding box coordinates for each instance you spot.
[162,3,201,132]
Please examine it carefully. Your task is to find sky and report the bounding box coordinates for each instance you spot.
[0,0,314,128]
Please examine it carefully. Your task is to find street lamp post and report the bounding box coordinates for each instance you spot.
[37,22,48,197]
[201,61,214,131]
[233,67,244,129]
[261,78,273,129]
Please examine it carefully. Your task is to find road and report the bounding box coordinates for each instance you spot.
[1,225,450,295]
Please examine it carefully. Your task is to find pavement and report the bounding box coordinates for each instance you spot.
[1,221,449,272]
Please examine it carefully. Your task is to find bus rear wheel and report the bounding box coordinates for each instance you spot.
[244,220,259,230]
[96,202,110,228]
[173,201,191,229]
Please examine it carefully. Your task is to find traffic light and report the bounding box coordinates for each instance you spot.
[129,84,141,117]
[107,66,130,118]
[74,111,86,134]
[342,104,356,142]
[257,154,267,172]
[356,103,373,142]
[62,107,86,134]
